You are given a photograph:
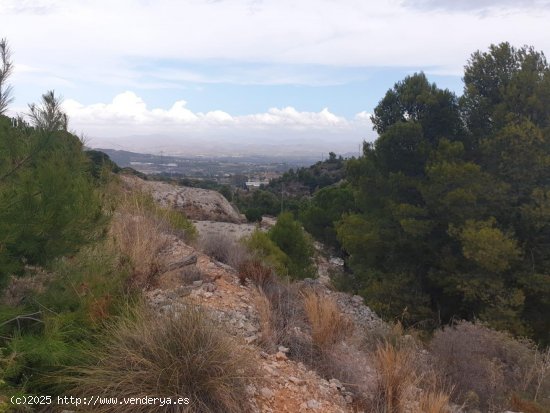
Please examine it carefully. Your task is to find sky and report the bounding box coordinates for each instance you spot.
[1,0,550,156]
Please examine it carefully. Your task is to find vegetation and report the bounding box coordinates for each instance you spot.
[269,212,316,279]
[0,105,102,281]
[335,43,550,343]
[64,305,253,413]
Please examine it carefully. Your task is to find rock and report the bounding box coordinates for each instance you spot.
[275,351,288,361]
[307,399,320,410]
[166,254,198,271]
[260,387,275,399]
[289,376,304,385]
[203,282,217,292]
[351,295,363,305]
[245,334,258,344]
[245,384,257,396]
[329,378,343,390]
[278,345,290,354]
[203,292,213,299]
[329,257,345,266]
[192,280,203,287]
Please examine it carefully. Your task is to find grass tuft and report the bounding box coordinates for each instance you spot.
[63,305,253,413]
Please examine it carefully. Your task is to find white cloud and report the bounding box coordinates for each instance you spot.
[2,0,549,88]
[60,91,374,155]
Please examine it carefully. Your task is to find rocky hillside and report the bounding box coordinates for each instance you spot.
[114,177,547,413]
[121,174,246,223]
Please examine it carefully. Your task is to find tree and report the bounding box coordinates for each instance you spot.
[0,38,13,115]
[28,90,68,132]
[335,44,550,342]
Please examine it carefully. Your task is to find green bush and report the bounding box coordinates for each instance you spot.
[269,212,315,280]
[243,230,289,277]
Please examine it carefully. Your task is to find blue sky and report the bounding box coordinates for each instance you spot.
[1,0,549,155]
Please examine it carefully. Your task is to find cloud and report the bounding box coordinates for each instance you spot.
[60,91,374,155]
[403,0,550,12]
[2,0,549,91]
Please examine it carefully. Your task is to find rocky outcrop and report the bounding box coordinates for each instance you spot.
[120,175,245,223]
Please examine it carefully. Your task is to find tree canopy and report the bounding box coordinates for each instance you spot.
[336,43,550,343]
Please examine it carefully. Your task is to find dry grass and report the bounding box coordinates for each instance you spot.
[252,282,312,358]
[199,233,249,268]
[253,287,277,350]
[302,289,352,350]
[238,259,274,289]
[415,391,450,413]
[64,305,253,413]
[371,342,416,413]
[109,194,170,289]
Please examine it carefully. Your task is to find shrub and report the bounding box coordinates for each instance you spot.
[110,197,169,289]
[238,259,274,289]
[415,391,450,413]
[244,208,263,223]
[269,212,315,279]
[302,290,352,350]
[430,321,547,411]
[199,233,249,269]
[252,283,310,357]
[243,231,289,277]
[371,342,416,413]
[62,305,253,413]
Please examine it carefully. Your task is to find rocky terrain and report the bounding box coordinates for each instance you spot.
[116,176,387,412]
[120,175,246,223]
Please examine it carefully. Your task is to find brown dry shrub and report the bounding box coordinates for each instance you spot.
[252,282,312,358]
[110,194,170,289]
[64,305,253,413]
[415,390,450,413]
[370,342,416,413]
[302,289,353,350]
[431,320,546,411]
[199,233,249,268]
[238,259,274,289]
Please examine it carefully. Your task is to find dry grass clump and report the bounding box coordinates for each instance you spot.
[65,305,253,413]
[252,282,311,357]
[302,289,353,350]
[199,233,249,268]
[370,342,417,413]
[110,196,169,289]
[238,259,274,289]
[415,390,450,413]
[431,320,549,411]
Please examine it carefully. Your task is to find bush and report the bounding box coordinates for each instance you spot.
[252,282,310,357]
[110,195,170,289]
[243,231,289,277]
[371,342,416,413]
[431,321,549,411]
[269,212,315,280]
[199,233,249,268]
[302,290,352,350]
[63,305,253,413]
[0,241,130,394]
[238,259,274,289]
